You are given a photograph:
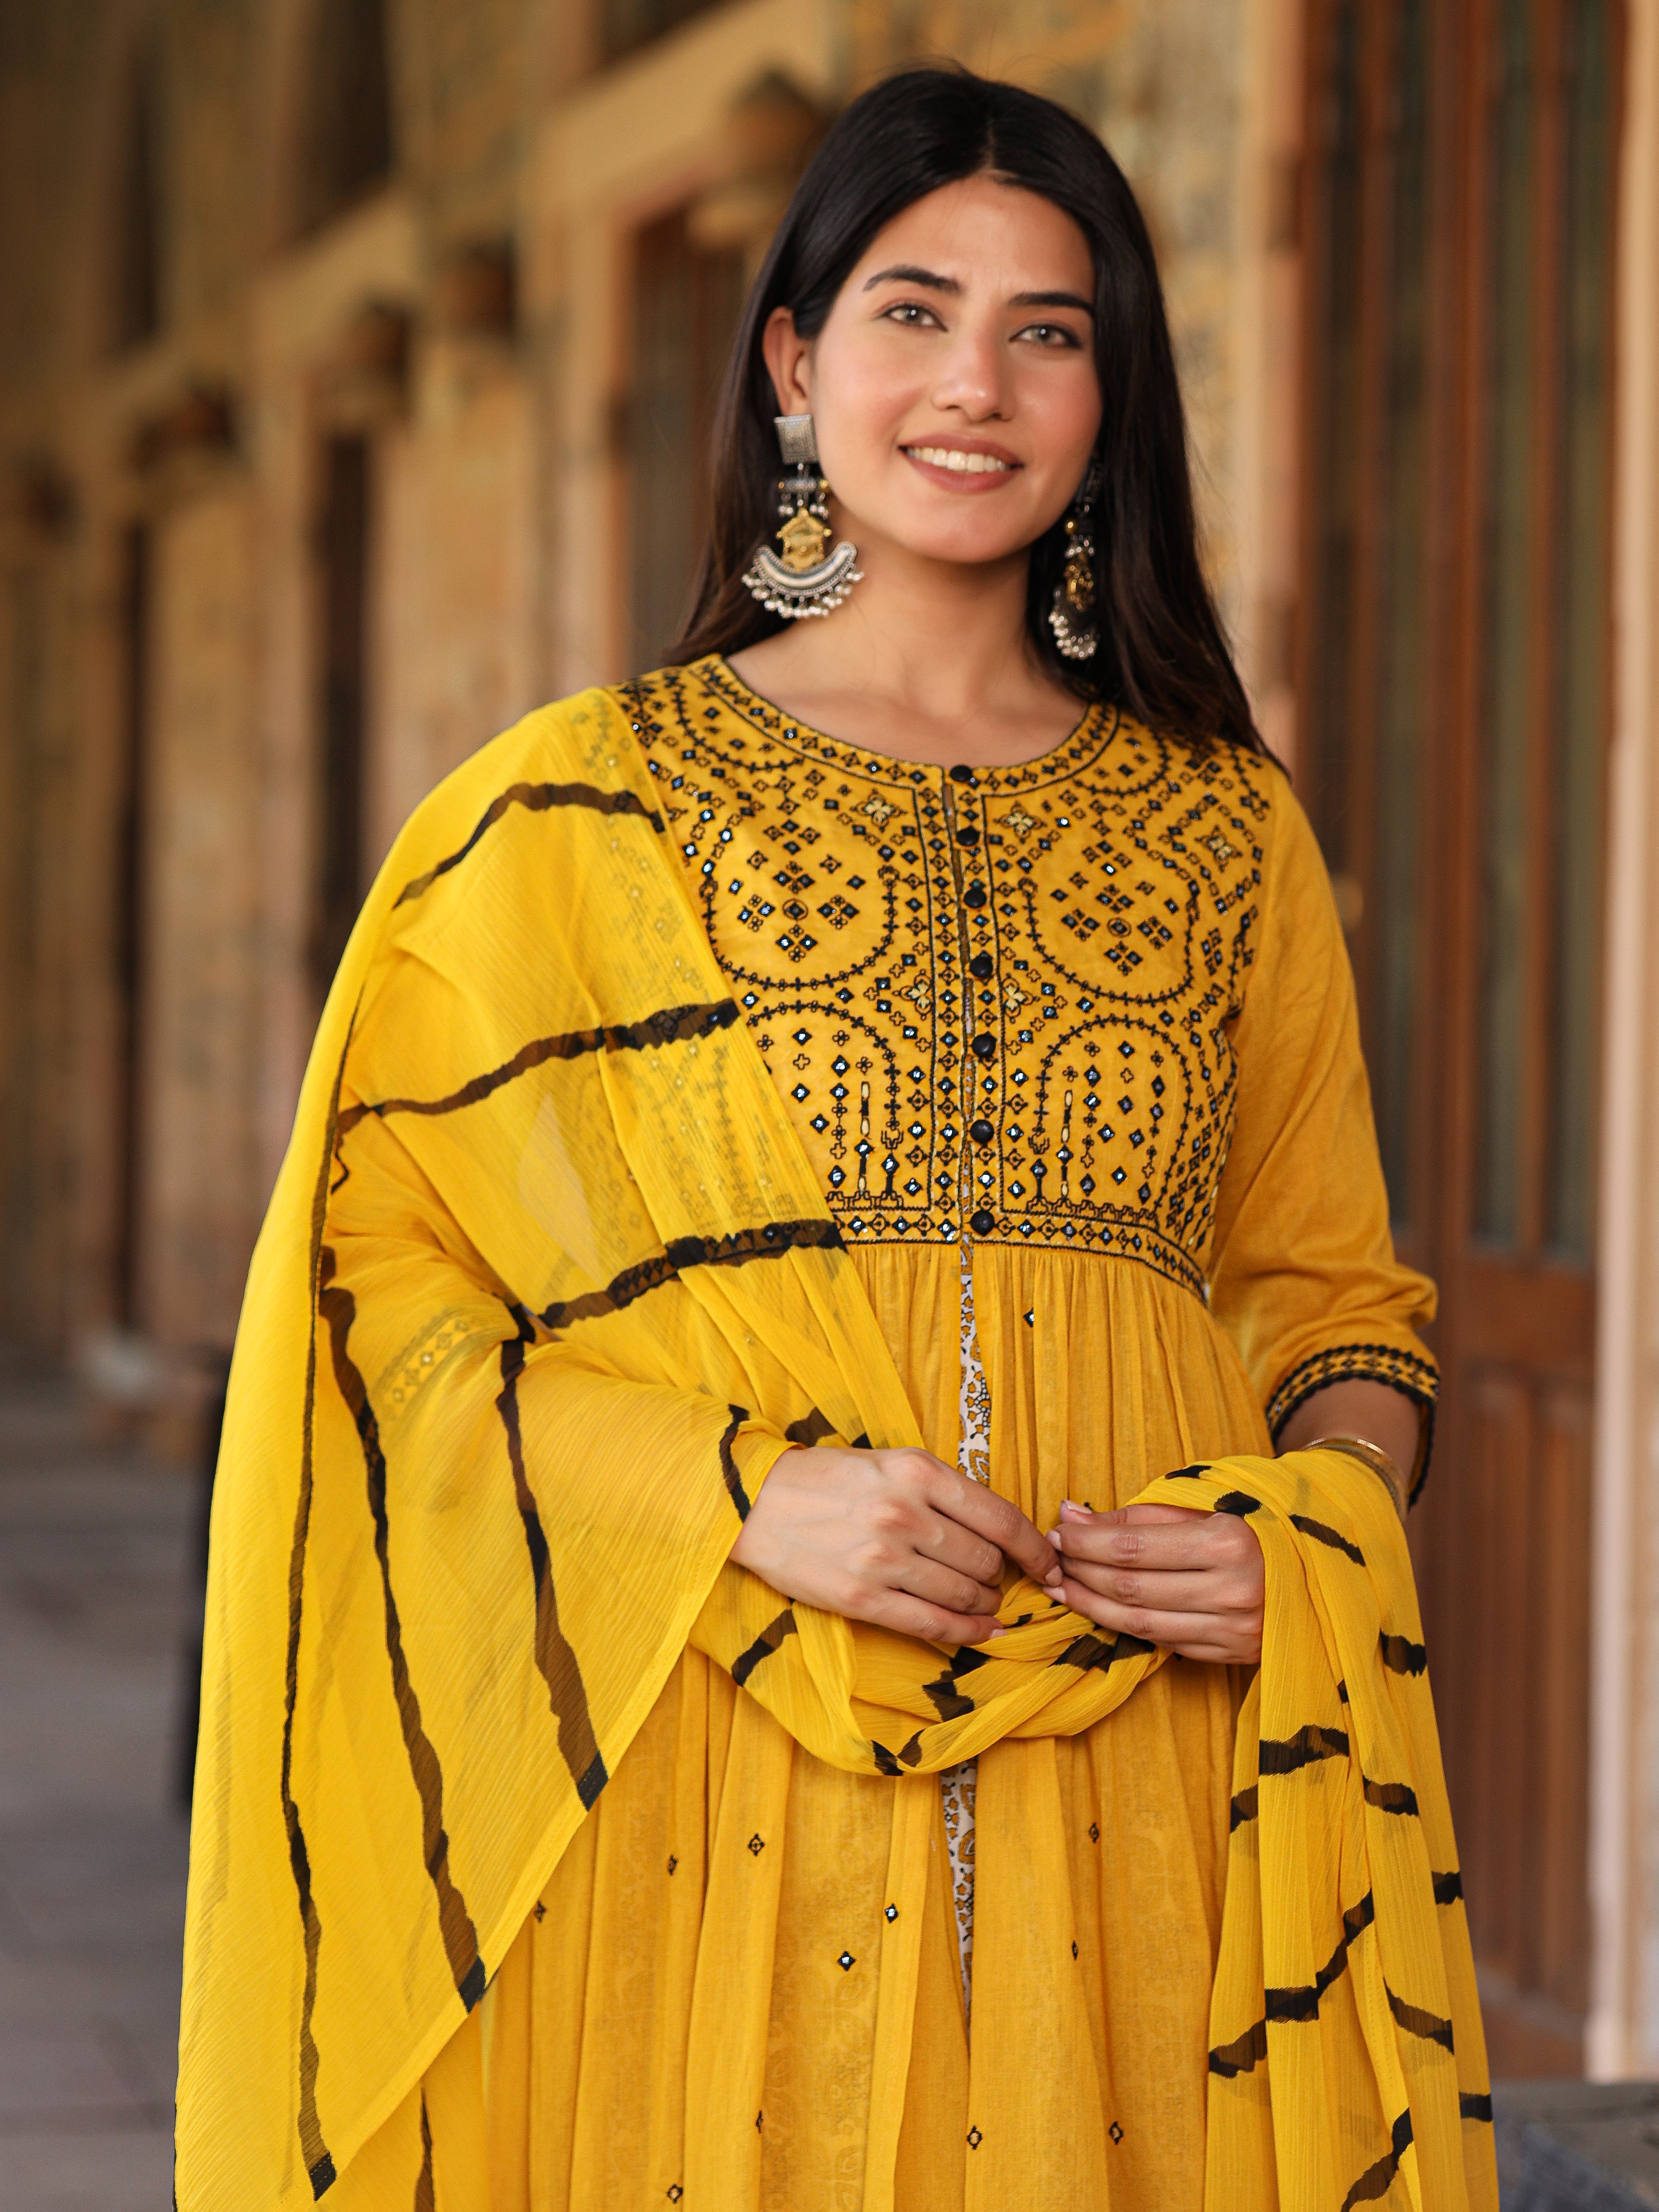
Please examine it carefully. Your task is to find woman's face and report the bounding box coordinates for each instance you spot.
[766,175,1103,573]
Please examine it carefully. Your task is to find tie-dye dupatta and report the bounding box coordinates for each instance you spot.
[175,689,1495,2211]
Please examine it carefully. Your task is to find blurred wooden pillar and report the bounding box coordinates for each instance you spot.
[1300,0,1626,2076]
[1588,0,1659,2082]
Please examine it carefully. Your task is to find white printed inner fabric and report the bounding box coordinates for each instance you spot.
[939,1235,991,2030]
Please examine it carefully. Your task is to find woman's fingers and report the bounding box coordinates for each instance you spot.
[932,1467,1062,1584]
[919,1514,1007,1589]
[873,1588,1006,1645]
[1054,1574,1259,1659]
[1057,1560,1255,1613]
[899,1555,1003,1616]
[1055,1502,1258,1574]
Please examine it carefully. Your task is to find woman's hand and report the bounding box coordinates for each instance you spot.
[730,1445,1063,1645]
[1047,1500,1264,1663]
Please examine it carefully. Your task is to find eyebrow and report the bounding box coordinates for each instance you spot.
[861,264,1092,316]
[1009,289,1093,313]
[863,263,960,293]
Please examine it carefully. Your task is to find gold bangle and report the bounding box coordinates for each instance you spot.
[1303,1433,1408,1523]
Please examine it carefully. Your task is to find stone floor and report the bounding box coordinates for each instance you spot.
[0,1367,199,2212]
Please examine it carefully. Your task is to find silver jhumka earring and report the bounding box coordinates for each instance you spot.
[742,414,863,619]
[1048,465,1100,661]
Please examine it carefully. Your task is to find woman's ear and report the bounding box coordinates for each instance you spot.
[760,305,813,417]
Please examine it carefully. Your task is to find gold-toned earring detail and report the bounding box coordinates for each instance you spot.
[743,414,863,619]
[1048,471,1099,661]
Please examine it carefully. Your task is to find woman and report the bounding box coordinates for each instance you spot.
[178,68,1495,2212]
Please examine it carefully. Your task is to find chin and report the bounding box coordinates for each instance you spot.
[881,516,1041,569]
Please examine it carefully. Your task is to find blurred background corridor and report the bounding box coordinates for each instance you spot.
[4,0,1659,2204]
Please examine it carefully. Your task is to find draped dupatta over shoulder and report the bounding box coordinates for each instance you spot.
[176,690,1496,2212]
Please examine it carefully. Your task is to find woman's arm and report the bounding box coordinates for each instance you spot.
[1207,790,1440,1497]
[1275,1376,1420,1471]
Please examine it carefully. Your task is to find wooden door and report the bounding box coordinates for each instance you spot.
[1300,0,1622,2074]
[627,208,745,672]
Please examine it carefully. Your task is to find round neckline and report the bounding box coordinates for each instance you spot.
[706,654,1117,788]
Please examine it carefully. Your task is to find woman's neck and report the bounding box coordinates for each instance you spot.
[725,540,1086,768]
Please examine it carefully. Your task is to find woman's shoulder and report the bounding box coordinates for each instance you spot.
[1094,711,1303,854]
[398,684,661,848]
[363,686,666,941]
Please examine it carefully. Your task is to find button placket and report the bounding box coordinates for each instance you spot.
[945,767,1001,1245]
[917,778,958,1238]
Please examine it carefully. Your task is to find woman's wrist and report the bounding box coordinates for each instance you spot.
[1276,1377,1422,1505]
[1300,1433,1408,1522]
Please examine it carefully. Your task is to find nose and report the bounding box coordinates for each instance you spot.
[928,316,1011,423]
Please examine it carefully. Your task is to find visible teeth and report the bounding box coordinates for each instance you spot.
[907,445,1012,474]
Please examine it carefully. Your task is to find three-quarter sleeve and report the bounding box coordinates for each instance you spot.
[1205,774,1438,1492]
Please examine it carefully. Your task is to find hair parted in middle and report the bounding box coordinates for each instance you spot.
[670,65,1265,757]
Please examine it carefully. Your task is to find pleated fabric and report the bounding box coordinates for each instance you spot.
[175,689,1495,2212]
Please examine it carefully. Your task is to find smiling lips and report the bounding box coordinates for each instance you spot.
[903,443,1018,477]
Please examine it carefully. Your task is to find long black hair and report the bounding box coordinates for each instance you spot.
[670,66,1264,755]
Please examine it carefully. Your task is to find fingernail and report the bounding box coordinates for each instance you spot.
[988,1624,1007,1639]
[1061,1499,1092,1518]
[1046,1527,1062,1546]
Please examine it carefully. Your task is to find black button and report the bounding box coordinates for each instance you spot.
[969,1119,994,1145]
[963,883,987,908]
[956,825,980,847]
[972,1033,997,1062]
[969,953,993,980]
[970,1209,996,1236]
[949,763,977,783]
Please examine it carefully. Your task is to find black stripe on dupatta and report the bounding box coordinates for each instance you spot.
[319,1254,487,2014]
[718,1405,755,1519]
[1386,1985,1455,2050]
[285,1031,354,2199]
[1263,1892,1376,2028]
[536,1219,844,1337]
[1379,1630,1428,1675]
[1340,2108,1413,2210]
[496,1320,608,1809]
[731,1609,799,1688]
[394,780,665,908]
[336,1001,740,1137]
[1290,1513,1366,1565]
[1258,1723,1350,1774]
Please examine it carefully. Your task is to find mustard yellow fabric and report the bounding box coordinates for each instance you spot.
[176,678,1494,2212]
[627,658,1440,1469]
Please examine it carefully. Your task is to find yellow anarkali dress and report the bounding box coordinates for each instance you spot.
[176,659,1494,2212]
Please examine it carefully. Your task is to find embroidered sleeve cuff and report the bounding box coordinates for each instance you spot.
[1265,1342,1440,1504]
